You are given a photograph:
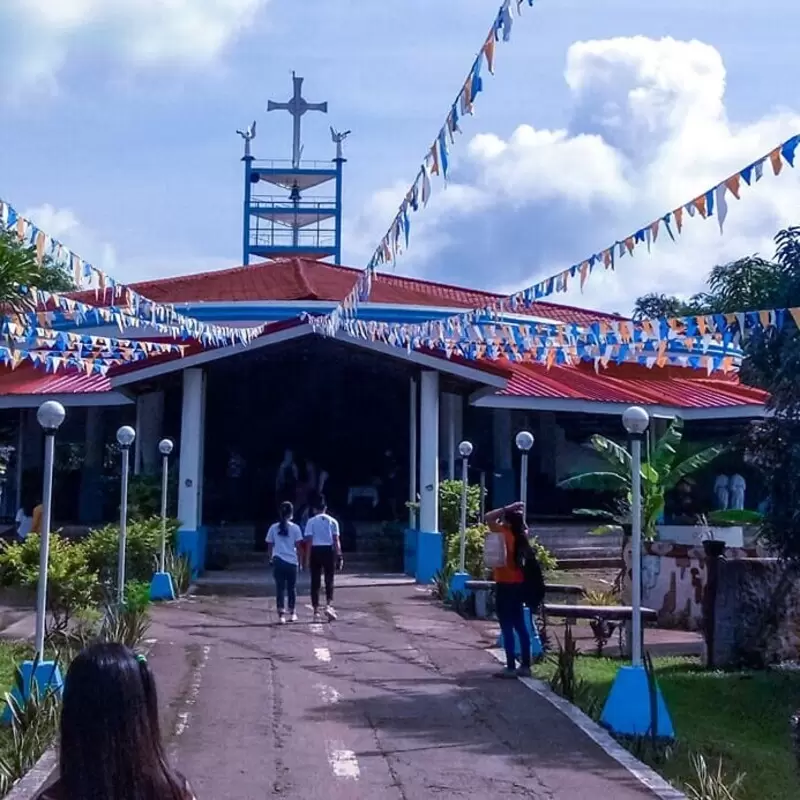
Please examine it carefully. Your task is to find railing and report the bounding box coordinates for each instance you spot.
[250,194,337,211]
[251,159,336,171]
[249,228,336,249]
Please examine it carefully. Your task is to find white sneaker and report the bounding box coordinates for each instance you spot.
[278,612,286,625]
[325,605,337,622]
[313,610,323,623]
[290,611,298,623]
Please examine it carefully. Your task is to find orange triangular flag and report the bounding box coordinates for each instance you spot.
[693,195,707,218]
[725,174,741,199]
[650,220,659,243]
[580,261,589,290]
[429,143,440,176]
[484,35,496,74]
[789,308,800,329]
[624,237,635,255]
[770,147,783,176]
[673,206,684,232]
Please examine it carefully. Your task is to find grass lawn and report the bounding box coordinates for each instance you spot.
[534,655,800,800]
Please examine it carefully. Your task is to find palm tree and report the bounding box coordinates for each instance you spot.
[0,229,75,315]
[558,418,727,540]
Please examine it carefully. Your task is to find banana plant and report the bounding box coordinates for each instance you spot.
[558,418,727,540]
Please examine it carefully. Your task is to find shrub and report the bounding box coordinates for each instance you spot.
[0,534,97,631]
[127,472,178,520]
[446,523,490,578]
[83,517,179,586]
[165,548,192,596]
[438,480,482,538]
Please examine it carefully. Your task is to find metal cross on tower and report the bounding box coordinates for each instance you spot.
[267,72,328,168]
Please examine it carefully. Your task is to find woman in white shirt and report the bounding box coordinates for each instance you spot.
[266,501,305,624]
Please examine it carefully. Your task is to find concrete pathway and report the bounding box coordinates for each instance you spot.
[147,580,661,799]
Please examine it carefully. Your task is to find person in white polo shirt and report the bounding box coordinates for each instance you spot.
[303,495,342,622]
[266,501,304,624]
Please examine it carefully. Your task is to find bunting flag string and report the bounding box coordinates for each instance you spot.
[317,131,800,345]
[0,199,269,349]
[308,302,800,374]
[319,0,538,338]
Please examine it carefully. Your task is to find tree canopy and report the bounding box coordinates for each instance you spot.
[633,227,800,560]
[0,228,76,314]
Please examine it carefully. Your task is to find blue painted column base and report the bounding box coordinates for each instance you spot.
[2,661,63,724]
[177,527,207,577]
[496,607,544,658]
[150,571,176,601]
[415,531,443,585]
[448,571,470,602]
[600,664,675,739]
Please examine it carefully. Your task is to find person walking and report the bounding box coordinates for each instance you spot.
[304,495,342,622]
[484,501,534,678]
[266,501,304,624]
[36,642,195,799]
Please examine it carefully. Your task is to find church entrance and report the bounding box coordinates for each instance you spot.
[201,336,412,557]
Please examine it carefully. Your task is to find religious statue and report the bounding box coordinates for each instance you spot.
[730,473,746,511]
[236,120,257,158]
[713,474,730,510]
[330,126,351,161]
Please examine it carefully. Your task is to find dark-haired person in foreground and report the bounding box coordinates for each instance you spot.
[304,494,343,622]
[484,501,537,678]
[37,642,196,800]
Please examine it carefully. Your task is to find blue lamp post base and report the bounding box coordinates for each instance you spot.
[448,571,470,602]
[2,660,63,724]
[600,664,675,738]
[150,571,176,601]
[496,607,544,658]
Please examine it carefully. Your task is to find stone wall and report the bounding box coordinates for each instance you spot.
[711,558,800,668]
[622,540,765,630]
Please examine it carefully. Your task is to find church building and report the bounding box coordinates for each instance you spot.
[0,76,768,576]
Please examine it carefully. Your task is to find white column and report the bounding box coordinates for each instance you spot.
[447,394,457,480]
[178,369,206,533]
[409,377,418,529]
[135,391,165,475]
[419,370,440,532]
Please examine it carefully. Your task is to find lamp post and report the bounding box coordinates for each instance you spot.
[34,401,66,660]
[116,425,136,605]
[150,438,177,601]
[600,405,674,738]
[621,405,649,667]
[515,431,534,516]
[457,441,473,574]
[158,439,173,572]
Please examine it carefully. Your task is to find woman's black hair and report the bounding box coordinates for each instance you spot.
[506,509,532,569]
[58,642,189,800]
[278,500,293,536]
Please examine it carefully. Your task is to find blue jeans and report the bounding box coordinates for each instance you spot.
[273,558,298,613]
[496,582,531,669]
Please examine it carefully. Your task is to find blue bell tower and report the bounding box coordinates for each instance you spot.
[239,72,347,265]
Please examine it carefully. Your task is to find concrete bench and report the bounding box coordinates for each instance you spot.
[465,580,585,619]
[542,604,658,622]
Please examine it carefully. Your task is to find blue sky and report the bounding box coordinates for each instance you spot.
[0,0,797,315]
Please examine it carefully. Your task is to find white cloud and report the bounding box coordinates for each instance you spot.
[0,0,268,91]
[23,203,120,276]
[353,36,800,316]
[22,203,234,286]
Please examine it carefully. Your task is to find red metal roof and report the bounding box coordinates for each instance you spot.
[70,258,624,327]
[0,364,113,395]
[501,362,768,408]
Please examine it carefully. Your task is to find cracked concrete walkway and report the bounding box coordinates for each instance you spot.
[147,580,660,799]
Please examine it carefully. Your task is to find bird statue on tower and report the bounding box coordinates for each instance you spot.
[236,121,257,158]
[331,127,351,161]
